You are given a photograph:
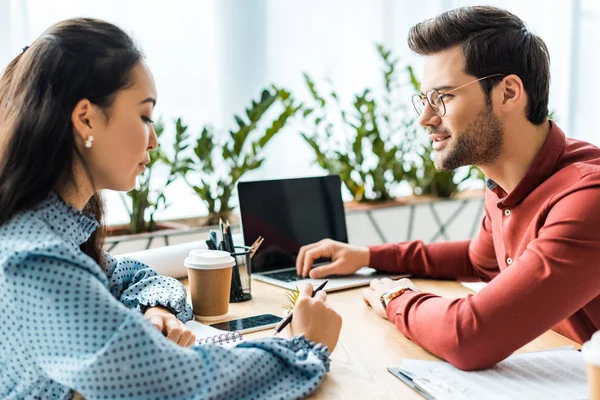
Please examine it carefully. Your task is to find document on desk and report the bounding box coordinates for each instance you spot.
[388,348,587,400]
[460,281,487,293]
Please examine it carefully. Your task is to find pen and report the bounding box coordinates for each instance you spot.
[273,280,328,334]
[225,221,235,253]
[411,377,437,399]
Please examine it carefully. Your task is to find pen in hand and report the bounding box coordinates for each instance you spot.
[273,280,329,335]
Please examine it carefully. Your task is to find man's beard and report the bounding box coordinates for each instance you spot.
[433,104,503,171]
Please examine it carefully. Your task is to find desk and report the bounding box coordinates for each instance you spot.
[181,278,579,399]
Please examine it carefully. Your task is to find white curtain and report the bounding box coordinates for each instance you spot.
[0,0,597,225]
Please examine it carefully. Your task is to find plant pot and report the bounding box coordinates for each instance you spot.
[107,221,190,237]
[205,211,234,227]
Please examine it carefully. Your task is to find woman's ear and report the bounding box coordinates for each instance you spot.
[71,99,96,143]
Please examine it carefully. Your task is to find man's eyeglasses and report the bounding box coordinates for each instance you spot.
[411,73,504,117]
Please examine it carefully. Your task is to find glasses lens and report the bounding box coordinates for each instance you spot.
[427,90,445,116]
[412,94,424,115]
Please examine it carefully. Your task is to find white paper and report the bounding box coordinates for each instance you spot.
[460,281,487,293]
[397,349,588,400]
[118,241,207,278]
[184,320,228,339]
[117,233,244,278]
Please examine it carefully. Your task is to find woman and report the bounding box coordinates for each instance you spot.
[0,18,342,400]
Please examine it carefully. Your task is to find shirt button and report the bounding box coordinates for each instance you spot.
[506,257,513,265]
[504,209,511,216]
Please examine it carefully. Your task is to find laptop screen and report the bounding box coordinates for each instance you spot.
[237,175,348,273]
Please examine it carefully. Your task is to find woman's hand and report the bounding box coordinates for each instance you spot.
[144,306,196,347]
[282,283,342,352]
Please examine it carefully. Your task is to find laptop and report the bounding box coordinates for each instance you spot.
[237,175,408,291]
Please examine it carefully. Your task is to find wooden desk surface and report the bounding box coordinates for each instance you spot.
[181,278,579,399]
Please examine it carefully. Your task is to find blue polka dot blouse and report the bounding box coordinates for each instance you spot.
[0,192,330,399]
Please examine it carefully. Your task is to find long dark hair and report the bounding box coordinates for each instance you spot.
[0,18,143,266]
[408,6,550,125]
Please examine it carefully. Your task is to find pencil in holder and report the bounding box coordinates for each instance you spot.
[229,245,252,302]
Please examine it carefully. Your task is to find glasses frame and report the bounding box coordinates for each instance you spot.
[411,73,505,117]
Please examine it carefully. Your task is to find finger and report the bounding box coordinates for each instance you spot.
[165,319,183,343]
[296,246,306,275]
[179,328,194,347]
[309,260,343,279]
[186,333,197,347]
[302,245,331,277]
[148,316,165,333]
[369,279,381,290]
[296,242,321,275]
[313,290,327,303]
[364,288,380,309]
[380,277,393,284]
[362,288,374,306]
[298,282,314,298]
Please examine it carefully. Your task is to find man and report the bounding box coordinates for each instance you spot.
[296,6,600,371]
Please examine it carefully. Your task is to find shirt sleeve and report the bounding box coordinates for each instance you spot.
[384,186,600,370]
[103,251,193,322]
[4,251,330,400]
[368,199,500,282]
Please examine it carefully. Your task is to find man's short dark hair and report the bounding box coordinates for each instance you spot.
[408,6,550,125]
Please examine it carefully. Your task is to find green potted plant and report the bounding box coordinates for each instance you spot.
[117,118,192,234]
[301,44,420,203]
[302,44,483,202]
[184,86,301,225]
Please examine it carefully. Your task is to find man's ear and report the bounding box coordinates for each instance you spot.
[500,74,525,109]
[71,99,96,142]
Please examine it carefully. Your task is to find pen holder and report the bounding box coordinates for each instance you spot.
[229,245,252,302]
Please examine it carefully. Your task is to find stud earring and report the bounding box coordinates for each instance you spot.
[84,135,94,148]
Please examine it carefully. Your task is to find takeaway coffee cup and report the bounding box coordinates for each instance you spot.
[582,331,600,400]
[185,249,235,322]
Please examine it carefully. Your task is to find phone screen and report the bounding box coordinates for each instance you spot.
[210,314,283,333]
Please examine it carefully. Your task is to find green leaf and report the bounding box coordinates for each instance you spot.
[407,65,421,92]
[303,72,326,107]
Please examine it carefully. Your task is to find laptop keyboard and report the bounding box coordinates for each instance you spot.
[261,262,330,282]
[262,270,304,282]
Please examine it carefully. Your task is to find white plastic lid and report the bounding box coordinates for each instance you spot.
[582,331,600,365]
[184,249,235,270]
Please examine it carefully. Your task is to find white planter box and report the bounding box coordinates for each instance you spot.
[346,196,485,246]
[106,195,485,254]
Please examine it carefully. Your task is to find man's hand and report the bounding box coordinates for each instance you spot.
[144,306,196,347]
[296,239,370,279]
[362,278,420,319]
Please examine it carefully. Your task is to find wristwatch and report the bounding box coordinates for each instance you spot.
[379,286,413,310]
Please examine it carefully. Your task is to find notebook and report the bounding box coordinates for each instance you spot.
[388,348,587,400]
[185,320,245,347]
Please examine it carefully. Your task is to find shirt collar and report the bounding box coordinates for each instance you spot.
[487,121,566,208]
[38,191,100,245]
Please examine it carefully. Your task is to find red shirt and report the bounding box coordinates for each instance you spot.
[369,122,600,370]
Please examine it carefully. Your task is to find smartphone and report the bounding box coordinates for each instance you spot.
[210,314,283,334]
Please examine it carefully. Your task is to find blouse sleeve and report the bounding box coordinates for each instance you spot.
[4,249,331,400]
[103,251,193,322]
